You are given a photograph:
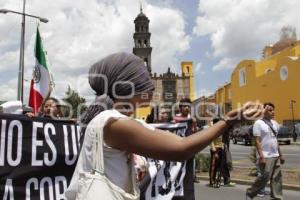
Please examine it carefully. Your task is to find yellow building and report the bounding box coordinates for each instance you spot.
[231,39,300,124]
[181,61,196,101]
[136,62,195,120]
[215,82,232,116]
[192,94,216,126]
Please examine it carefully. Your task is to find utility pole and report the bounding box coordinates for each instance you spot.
[0,1,48,103]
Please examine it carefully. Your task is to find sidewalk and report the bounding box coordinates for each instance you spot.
[292,140,300,145]
[197,175,300,191]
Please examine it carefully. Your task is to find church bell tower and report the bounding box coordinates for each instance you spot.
[133,5,152,73]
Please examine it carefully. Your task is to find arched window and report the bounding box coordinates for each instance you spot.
[138,40,142,47]
[144,40,147,47]
[239,68,246,86]
[280,65,288,81]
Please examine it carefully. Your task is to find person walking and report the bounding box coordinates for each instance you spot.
[173,98,197,133]
[209,118,235,187]
[209,121,223,187]
[246,102,285,200]
[173,98,199,183]
[64,52,262,199]
[222,124,235,187]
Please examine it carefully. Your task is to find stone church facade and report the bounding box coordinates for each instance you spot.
[133,8,195,119]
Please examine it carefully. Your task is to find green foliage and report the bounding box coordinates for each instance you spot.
[195,153,210,172]
[62,87,87,118]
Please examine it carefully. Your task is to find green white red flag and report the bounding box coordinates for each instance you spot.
[29,26,51,114]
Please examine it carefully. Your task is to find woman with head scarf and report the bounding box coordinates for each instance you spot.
[66,52,262,199]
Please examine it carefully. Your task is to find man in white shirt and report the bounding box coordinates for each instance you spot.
[246,103,285,200]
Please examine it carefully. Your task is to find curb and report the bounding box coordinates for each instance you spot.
[197,176,300,191]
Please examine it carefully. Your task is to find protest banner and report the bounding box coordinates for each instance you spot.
[140,120,195,200]
[0,114,194,200]
[0,113,81,200]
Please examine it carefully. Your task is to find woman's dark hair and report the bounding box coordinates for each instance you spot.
[212,118,220,124]
[46,97,60,104]
[146,106,158,123]
[41,97,63,117]
[263,102,275,109]
[179,98,192,109]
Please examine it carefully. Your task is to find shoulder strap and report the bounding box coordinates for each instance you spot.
[92,116,105,174]
[261,119,278,136]
[92,115,139,193]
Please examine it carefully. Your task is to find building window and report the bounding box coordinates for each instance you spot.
[221,90,224,102]
[239,68,246,87]
[280,65,288,81]
[228,88,232,99]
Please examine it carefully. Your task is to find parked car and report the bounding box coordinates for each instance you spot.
[231,125,253,145]
[277,125,293,145]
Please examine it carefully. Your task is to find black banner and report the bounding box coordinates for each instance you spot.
[0,114,194,200]
[141,120,195,200]
[0,114,81,200]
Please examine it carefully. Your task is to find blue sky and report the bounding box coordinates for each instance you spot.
[168,0,230,96]
[0,0,299,102]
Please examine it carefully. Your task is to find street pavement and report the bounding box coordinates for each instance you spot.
[194,181,300,200]
[201,142,300,169]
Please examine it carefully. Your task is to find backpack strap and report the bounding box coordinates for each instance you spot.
[261,119,278,137]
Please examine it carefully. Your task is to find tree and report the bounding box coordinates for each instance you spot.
[280,26,297,40]
[62,87,87,119]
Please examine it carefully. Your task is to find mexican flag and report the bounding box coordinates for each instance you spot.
[28,26,52,114]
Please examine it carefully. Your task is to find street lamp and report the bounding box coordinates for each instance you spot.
[0,1,48,103]
[290,100,297,142]
[0,9,49,23]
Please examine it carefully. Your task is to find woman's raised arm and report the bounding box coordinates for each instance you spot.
[104,102,263,161]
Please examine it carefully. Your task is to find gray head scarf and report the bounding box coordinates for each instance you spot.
[81,52,154,125]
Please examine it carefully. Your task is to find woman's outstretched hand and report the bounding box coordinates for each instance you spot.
[224,101,263,125]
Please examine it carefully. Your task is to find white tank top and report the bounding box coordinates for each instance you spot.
[65,109,153,199]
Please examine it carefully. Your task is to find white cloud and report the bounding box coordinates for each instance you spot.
[193,0,300,71]
[212,58,236,71]
[0,0,190,101]
[147,5,191,72]
[205,51,212,59]
[195,62,205,74]
[0,78,18,100]
[196,88,213,98]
